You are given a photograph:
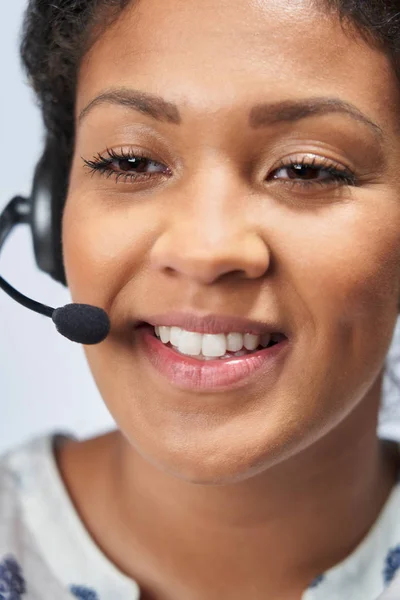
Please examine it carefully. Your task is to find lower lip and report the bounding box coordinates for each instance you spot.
[136,325,289,391]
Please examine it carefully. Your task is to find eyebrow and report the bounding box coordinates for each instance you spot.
[78,87,384,140]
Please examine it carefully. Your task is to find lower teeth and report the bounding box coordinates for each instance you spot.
[172,345,261,360]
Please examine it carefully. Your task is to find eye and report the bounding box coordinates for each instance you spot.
[82,148,172,183]
[268,156,357,189]
[113,156,163,174]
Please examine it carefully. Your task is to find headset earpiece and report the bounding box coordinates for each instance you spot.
[30,138,68,285]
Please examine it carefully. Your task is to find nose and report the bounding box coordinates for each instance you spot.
[149,170,271,286]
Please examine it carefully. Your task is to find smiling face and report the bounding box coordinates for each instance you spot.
[63,0,400,483]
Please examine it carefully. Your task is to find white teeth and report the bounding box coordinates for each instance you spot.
[151,325,277,359]
[201,333,227,358]
[243,333,260,351]
[170,326,183,347]
[158,326,170,344]
[177,331,203,356]
[226,332,244,352]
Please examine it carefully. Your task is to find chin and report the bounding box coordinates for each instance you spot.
[153,455,266,486]
[135,429,302,486]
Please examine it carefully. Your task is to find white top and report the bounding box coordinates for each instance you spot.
[0,432,399,599]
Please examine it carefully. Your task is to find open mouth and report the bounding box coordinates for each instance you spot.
[141,323,287,362]
[136,322,289,390]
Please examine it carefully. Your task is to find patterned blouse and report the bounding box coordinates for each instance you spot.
[0,433,399,599]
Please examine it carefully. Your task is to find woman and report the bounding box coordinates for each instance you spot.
[0,0,400,598]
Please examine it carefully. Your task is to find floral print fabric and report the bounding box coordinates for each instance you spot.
[0,433,398,599]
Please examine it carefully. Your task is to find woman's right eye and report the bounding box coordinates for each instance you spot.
[82,149,172,183]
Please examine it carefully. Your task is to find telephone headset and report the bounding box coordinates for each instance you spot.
[0,137,110,345]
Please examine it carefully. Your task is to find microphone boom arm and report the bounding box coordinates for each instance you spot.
[0,195,110,344]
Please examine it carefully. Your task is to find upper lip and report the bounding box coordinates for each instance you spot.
[137,312,285,335]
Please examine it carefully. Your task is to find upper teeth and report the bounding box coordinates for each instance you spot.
[154,325,273,358]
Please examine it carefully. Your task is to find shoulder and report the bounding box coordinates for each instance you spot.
[0,432,75,523]
[0,437,42,535]
[0,434,76,597]
[0,445,23,546]
[0,435,56,550]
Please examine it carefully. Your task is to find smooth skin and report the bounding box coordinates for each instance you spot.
[57,0,400,598]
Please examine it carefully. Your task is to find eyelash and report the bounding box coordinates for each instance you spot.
[82,148,358,189]
[271,155,357,189]
[83,148,171,184]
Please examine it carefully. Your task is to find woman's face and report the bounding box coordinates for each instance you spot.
[64,0,400,483]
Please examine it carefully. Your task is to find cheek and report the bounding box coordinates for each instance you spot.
[280,195,400,415]
[291,202,400,333]
[62,192,156,308]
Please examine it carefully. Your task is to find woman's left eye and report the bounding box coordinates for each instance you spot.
[268,161,356,188]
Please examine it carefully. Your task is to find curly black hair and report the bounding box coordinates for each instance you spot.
[20,0,131,162]
[20,0,400,167]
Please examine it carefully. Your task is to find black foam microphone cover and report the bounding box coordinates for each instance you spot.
[52,304,111,345]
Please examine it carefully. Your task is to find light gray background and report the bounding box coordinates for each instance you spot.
[0,1,399,455]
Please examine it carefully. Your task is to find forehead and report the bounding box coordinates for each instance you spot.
[77,0,399,132]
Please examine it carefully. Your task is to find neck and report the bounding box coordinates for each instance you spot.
[57,378,399,599]
[113,382,398,596]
